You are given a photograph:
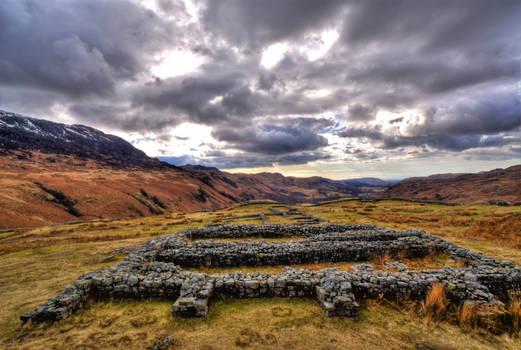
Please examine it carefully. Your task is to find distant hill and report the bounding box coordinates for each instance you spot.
[342,177,399,187]
[403,173,465,182]
[380,165,521,204]
[220,171,358,203]
[179,164,221,172]
[179,164,359,204]
[0,110,358,228]
[338,177,399,197]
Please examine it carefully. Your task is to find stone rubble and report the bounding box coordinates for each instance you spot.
[20,224,521,323]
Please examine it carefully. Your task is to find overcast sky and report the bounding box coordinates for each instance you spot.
[0,0,519,179]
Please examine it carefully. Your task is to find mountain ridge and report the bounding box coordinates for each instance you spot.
[0,110,169,169]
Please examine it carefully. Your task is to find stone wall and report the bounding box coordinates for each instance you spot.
[157,235,434,268]
[20,224,521,323]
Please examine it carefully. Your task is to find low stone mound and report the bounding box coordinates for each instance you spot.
[20,224,521,323]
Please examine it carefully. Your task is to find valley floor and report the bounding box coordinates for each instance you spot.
[1,200,521,349]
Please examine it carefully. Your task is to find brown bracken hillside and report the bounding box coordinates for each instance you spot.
[380,165,521,204]
[0,150,358,229]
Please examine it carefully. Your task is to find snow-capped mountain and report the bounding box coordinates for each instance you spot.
[0,110,159,167]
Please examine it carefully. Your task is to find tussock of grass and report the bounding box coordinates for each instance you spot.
[497,292,521,337]
[420,284,449,321]
[393,286,521,337]
[456,302,482,331]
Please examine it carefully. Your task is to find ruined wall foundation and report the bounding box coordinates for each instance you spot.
[21,224,521,323]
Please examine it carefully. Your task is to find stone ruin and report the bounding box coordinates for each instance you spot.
[205,205,327,226]
[21,224,521,322]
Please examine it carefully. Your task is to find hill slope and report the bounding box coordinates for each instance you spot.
[0,110,357,228]
[380,165,521,204]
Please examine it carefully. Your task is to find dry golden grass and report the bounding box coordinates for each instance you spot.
[5,298,521,350]
[0,211,212,255]
[456,302,482,331]
[460,213,521,248]
[1,200,521,349]
[421,284,449,321]
[498,292,521,337]
[393,286,521,337]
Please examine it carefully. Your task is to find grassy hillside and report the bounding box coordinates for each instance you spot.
[1,200,521,349]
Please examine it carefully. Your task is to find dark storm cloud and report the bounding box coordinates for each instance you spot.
[347,58,519,95]
[342,0,519,51]
[133,71,247,127]
[211,120,330,155]
[336,0,521,109]
[463,146,521,162]
[337,127,382,140]
[159,151,329,169]
[344,147,381,161]
[419,94,521,136]
[0,0,175,97]
[130,59,346,131]
[156,0,187,14]
[0,86,63,116]
[69,103,186,133]
[256,73,278,91]
[70,104,128,127]
[382,134,513,152]
[201,0,346,48]
[205,150,226,157]
[342,130,520,153]
[347,104,376,121]
[338,94,521,152]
